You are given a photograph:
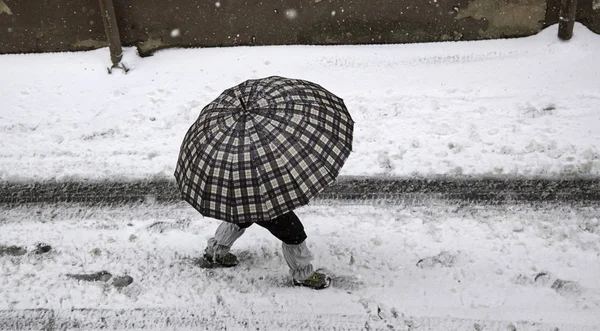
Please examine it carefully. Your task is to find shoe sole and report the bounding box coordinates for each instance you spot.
[193,256,238,269]
[293,276,332,290]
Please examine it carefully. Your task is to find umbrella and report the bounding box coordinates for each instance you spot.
[174,76,353,223]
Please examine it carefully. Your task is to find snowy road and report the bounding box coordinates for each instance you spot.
[1,202,599,330]
[1,178,599,204]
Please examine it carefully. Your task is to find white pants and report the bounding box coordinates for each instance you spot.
[206,222,315,280]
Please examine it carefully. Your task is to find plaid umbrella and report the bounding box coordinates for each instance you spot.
[174,76,354,223]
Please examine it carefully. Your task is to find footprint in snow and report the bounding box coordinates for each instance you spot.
[416,251,459,269]
[513,271,582,298]
[146,218,192,233]
[66,270,134,288]
[534,272,582,298]
[0,243,52,257]
[0,245,27,256]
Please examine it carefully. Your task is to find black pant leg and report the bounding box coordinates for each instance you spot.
[255,211,307,245]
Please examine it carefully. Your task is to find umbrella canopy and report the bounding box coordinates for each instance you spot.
[174,76,353,223]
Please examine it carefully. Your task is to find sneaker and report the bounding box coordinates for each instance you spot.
[203,250,239,267]
[293,270,331,290]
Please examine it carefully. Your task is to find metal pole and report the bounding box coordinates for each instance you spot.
[558,0,578,40]
[99,0,127,72]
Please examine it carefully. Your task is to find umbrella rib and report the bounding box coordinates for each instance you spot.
[191,104,242,144]
[225,139,238,223]
[218,86,247,109]
[253,77,287,102]
[247,115,294,218]
[195,145,223,215]
[249,115,342,201]
[263,104,330,127]
[280,103,354,135]
[291,121,350,179]
[196,109,238,132]
[195,115,242,216]
[245,78,264,111]
[265,112,345,159]
[245,126,269,221]
[199,108,236,121]
[258,78,340,105]
[203,104,238,112]
[177,120,223,185]
[259,103,350,135]
[273,132,338,206]
[274,124,342,180]
[248,77,352,128]
[178,144,218,217]
[263,89,345,111]
[253,78,352,141]
[224,117,260,223]
[280,155,312,207]
[253,110,349,156]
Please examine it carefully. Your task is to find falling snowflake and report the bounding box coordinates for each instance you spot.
[170,29,181,38]
[285,8,298,20]
[331,11,336,17]
[215,1,221,8]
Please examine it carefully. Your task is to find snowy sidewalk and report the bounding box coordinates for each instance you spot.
[1,203,599,330]
[1,24,599,182]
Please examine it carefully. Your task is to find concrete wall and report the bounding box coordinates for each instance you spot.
[0,0,598,56]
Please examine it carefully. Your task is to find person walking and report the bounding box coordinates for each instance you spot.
[174,76,353,290]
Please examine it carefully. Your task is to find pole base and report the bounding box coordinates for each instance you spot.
[107,63,130,74]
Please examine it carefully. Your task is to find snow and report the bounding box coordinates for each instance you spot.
[1,23,600,330]
[1,202,599,330]
[1,23,599,182]
[285,8,298,20]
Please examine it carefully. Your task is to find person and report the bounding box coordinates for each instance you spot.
[203,211,331,290]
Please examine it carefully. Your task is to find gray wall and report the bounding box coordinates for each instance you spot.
[0,0,598,56]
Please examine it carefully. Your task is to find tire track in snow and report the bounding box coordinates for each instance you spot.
[1,177,599,205]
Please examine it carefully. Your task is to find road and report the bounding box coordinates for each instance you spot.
[1,200,599,330]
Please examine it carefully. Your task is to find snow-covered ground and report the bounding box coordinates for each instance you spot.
[1,23,599,182]
[1,202,599,330]
[1,23,600,330]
